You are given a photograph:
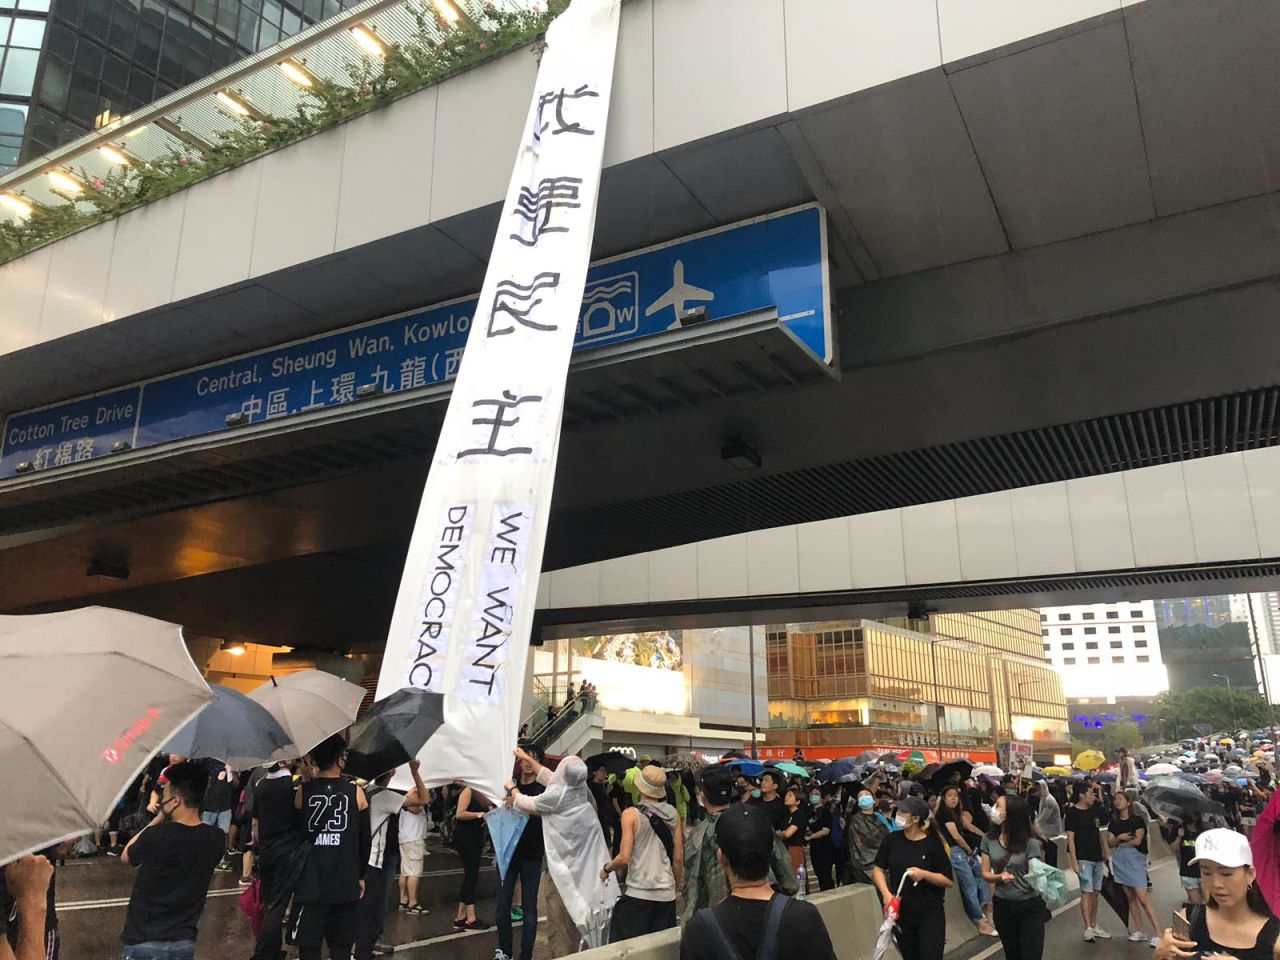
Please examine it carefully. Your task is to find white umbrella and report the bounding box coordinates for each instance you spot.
[1145,762,1179,776]
[972,764,1005,778]
[249,670,364,759]
[0,607,212,864]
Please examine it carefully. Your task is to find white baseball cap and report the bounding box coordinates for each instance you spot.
[1190,828,1253,869]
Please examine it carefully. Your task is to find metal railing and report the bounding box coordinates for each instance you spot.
[0,0,538,226]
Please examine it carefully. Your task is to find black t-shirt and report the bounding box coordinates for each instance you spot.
[679,896,837,960]
[807,805,834,848]
[297,779,363,904]
[122,821,225,945]
[1108,814,1148,854]
[751,795,789,832]
[783,810,807,848]
[873,831,953,921]
[513,779,545,862]
[201,762,235,814]
[1190,907,1280,959]
[589,781,615,824]
[1177,825,1201,877]
[1065,805,1104,862]
[254,775,298,843]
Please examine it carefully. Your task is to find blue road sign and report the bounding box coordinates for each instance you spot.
[2,386,141,475]
[0,204,831,477]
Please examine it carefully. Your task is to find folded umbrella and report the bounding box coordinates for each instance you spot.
[249,670,364,760]
[0,607,213,864]
[164,684,293,768]
[485,806,530,882]
[344,687,445,781]
[872,873,912,960]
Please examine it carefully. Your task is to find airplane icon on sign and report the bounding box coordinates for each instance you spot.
[645,259,714,330]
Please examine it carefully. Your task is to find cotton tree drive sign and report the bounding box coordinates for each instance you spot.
[373,0,621,805]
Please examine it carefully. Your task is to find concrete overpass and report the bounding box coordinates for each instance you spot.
[0,0,1278,646]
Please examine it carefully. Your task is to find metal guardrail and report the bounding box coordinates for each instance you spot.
[0,0,535,223]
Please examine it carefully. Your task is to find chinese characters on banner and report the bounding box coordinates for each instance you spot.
[374,0,622,808]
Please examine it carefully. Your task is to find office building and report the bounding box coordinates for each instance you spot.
[0,0,357,172]
[762,610,1070,765]
[1040,600,1168,701]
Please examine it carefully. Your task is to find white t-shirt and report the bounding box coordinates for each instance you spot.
[369,789,406,869]
[398,800,429,844]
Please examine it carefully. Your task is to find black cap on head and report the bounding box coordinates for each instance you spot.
[714,803,774,882]
[699,765,736,806]
[897,796,929,822]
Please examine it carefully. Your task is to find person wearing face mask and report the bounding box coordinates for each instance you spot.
[1156,829,1280,960]
[981,795,1048,960]
[846,789,890,886]
[872,796,954,960]
[804,785,837,891]
[119,761,227,959]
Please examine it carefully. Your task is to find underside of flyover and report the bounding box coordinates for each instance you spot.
[1,0,1279,651]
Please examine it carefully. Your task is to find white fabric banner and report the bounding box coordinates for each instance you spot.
[374,0,622,805]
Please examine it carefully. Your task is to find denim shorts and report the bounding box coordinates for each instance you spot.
[1077,860,1106,893]
[1180,876,1202,890]
[121,941,197,960]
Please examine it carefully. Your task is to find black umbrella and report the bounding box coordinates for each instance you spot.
[851,751,881,765]
[585,752,633,778]
[928,758,974,786]
[1143,784,1226,819]
[344,688,444,781]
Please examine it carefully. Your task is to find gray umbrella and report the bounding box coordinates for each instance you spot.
[164,685,294,768]
[0,607,212,864]
[249,670,365,759]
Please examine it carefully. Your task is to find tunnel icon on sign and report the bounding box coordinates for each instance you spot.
[578,272,639,345]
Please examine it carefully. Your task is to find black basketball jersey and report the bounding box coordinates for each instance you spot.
[296,778,362,904]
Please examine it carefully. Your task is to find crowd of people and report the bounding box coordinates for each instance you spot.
[7,735,1280,960]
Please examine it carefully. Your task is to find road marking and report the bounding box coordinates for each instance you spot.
[61,888,244,911]
[390,917,546,954]
[961,859,1177,960]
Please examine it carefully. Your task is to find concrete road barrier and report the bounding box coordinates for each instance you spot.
[569,881,984,960]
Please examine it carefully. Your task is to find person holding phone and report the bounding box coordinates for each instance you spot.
[1155,829,1279,960]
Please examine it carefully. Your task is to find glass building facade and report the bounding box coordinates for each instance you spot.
[764,610,1070,763]
[0,0,351,172]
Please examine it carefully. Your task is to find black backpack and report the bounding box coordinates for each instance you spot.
[693,895,790,960]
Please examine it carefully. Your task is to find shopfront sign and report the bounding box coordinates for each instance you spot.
[0,201,831,478]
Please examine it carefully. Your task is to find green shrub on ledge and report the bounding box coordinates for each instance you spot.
[0,0,565,266]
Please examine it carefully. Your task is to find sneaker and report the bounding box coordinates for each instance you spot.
[1092,927,1113,940]
[465,919,490,931]
[494,952,512,960]
[238,877,253,886]
[510,906,524,922]
[373,944,395,957]
[106,847,121,857]
[1150,939,1161,950]
[1128,931,1148,942]
[453,918,467,930]
[407,904,429,916]
[1084,929,1096,942]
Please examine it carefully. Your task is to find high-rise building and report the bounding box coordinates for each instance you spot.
[0,0,355,172]
[1231,593,1280,657]
[1152,595,1237,631]
[1040,600,1168,700]
[762,610,1070,765]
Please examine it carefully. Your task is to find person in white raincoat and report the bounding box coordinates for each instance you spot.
[508,749,619,947]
